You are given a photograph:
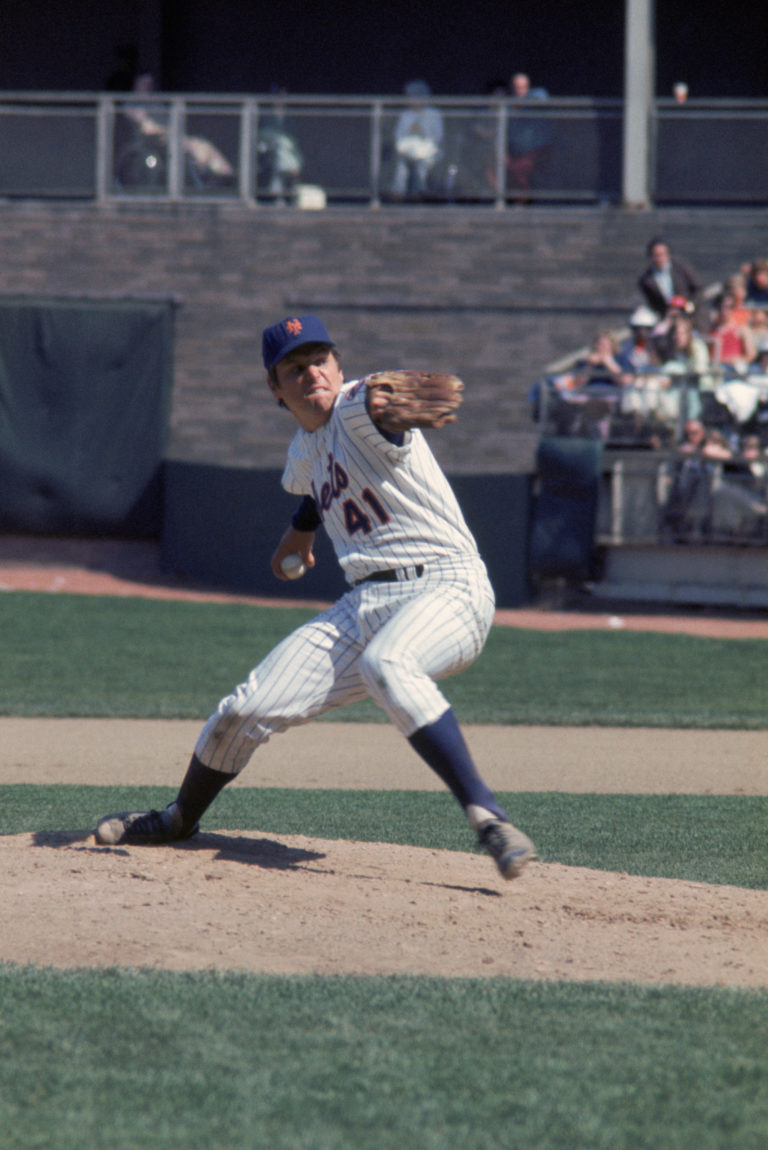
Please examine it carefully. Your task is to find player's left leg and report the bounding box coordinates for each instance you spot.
[358,574,535,878]
[358,573,493,736]
[358,578,500,816]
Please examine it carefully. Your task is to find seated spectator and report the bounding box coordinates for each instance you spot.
[505,72,552,198]
[723,273,751,326]
[702,428,734,460]
[452,79,507,199]
[745,258,768,307]
[391,80,444,199]
[713,433,768,534]
[663,418,726,541]
[668,421,767,540]
[749,308,768,344]
[541,332,629,441]
[749,336,768,376]
[257,86,304,198]
[117,72,234,189]
[677,419,731,460]
[740,435,767,471]
[623,317,706,429]
[617,306,661,373]
[637,237,701,321]
[572,331,633,388]
[741,338,768,444]
[659,313,711,378]
[648,294,699,361]
[708,294,756,372]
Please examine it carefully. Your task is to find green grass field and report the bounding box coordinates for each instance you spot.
[2,970,767,1150]
[1,591,767,1150]
[0,591,766,726]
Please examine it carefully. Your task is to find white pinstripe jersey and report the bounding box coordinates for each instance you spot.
[281,378,482,585]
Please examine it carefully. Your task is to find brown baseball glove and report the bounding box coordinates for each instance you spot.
[364,370,464,434]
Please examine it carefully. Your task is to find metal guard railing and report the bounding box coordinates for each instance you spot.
[3,91,768,207]
[535,366,768,547]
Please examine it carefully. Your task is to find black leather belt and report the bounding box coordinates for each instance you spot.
[354,564,424,587]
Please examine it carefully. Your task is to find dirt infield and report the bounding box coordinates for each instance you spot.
[1,535,767,987]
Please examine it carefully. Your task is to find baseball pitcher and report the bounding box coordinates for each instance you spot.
[96,315,535,880]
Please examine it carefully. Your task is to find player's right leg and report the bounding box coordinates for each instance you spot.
[95,601,367,846]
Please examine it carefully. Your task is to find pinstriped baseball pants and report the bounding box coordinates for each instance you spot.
[194,560,495,776]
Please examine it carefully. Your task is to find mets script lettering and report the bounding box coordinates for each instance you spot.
[312,453,390,535]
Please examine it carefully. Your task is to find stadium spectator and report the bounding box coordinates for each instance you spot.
[745,258,768,307]
[740,435,766,466]
[708,295,756,371]
[390,80,444,200]
[749,308,768,343]
[701,428,733,460]
[647,294,698,361]
[663,418,728,541]
[617,306,661,373]
[257,87,304,199]
[505,72,552,199]
[749,336,768,376]
[711,434,768,536]
[676,421,709,456]
[572,331,633,388]
[658,313,711,378]
[637,238,702,320]
[722,273,751,326]
[449,78,506,199]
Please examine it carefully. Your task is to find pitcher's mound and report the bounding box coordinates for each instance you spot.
[3,830,767,987]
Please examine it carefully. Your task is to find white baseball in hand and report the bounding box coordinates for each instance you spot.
[280,553,307,580]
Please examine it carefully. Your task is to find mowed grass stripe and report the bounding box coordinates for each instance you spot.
[0,592,765,727]
[3,786,767,890]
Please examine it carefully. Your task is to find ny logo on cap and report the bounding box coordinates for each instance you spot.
[285,318,303,335]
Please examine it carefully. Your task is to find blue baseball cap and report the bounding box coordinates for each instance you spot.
[262,315,335,370]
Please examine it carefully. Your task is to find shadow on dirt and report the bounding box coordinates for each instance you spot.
[31,827,325,869]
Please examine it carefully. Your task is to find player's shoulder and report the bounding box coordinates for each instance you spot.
[335,378,371,427]
[337,378,413,448]
[340,378,366,404]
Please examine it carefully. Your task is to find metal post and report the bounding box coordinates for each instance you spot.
[493,100,507,210]
[95,97,111,202]
[370,101,382,209]
[168,99,184,200]
[611,459,625,544]
[623,0,654,208]
[239,99,256,205]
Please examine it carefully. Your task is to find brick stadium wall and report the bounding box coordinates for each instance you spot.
[1,201,765,603]
[2,201,764,478]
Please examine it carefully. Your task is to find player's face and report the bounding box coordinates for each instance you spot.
[270,345,344,430]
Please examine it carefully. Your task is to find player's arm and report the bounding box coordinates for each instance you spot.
[270,496,320,580]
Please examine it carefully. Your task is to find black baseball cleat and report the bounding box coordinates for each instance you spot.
[95,803,199,846]
[477,818,535,879]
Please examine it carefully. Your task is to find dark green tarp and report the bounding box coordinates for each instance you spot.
[528,436,603,582]
[0,297,174,535]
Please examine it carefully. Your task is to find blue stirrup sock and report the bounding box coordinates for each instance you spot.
[175,715,508,835]
[408,708,508,826]
[173,754,233,832]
